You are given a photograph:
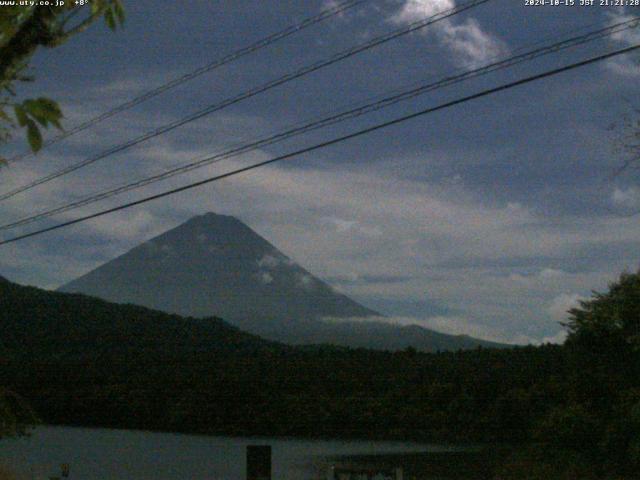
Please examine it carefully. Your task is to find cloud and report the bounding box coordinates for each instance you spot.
[437,17,508,68]
[612,186,640,210]
[257,253,293,269]
[321,0,345,15]
[321,217,383,237]
[86,210,162,241]
[607,55,640,78]
[540,330,568,345]
[414,315,509,342]
[260,272,273,285]
[606,11,640,77]
[548,293,584,323]
[297,273,315,290]
[609,12,640,46]
[325,273,414,286]
[322,313,568,345]
[539,268,565,279]
[322,314,506,342]
[391,0,508,67]
[393,0,455,20]
[322,217,357,232]
[258,254,280,268]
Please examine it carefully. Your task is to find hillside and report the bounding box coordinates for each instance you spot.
[0,275,555,441]
[0,275,273,357]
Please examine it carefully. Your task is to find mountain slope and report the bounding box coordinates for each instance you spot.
[60,213,376,324]
[59,213,504,351]
[0,276,272,356]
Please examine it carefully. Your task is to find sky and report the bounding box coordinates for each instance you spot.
[1,0,639,344]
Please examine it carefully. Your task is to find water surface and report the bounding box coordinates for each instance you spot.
[0,426,449,479]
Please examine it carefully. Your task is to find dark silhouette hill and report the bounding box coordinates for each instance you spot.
[0,274,564,446]
[0,276,272,356]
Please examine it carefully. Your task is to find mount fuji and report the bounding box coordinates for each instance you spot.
[59,213,503,351]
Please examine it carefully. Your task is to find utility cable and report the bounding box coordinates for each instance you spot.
[5,0,369,163]
[1,18,637,232]
[0,0,492,202]
[1,44,637,246]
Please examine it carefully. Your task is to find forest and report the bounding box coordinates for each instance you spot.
[0,271,639,479]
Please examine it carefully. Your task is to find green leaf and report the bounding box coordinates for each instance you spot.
[23,99,49,127]
[22,98,63,130]
[104,8,116,31]
[26,119,43,152]
[113,0,125,24]
[35,98,62,116]
[13,105,27,126]
[90,1,102,15]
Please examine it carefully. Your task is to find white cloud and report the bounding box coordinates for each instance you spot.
[607,56,640,77]
[297,274,315,290]
[260,272,273,285]
[257,253,293,269]
[437,17,508,68]
[606,11,640,77]
[539,268,565,279]
[415,315,508,342]
[609,12,640,46]
[612,186,640,210]
[393,0,455,21]
[540,330,568,345]
[322,217,357,232]
[322,0,344,14]
[258,254,280,268]
[321,217,383,237]
[548,293,583,323]
[391,0,508,67]
[322,314,568,345]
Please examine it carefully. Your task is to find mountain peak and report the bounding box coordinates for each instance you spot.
[59,214,378,333]
[179,212,247,233]
[195,212,241,223]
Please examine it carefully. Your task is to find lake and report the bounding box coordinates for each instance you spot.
[0,426,457,479]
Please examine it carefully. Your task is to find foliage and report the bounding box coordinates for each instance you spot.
[533,404,600,453]
[564,270,640,351]
[0,464,19,480]
[0,1,124,162]
[0,388,38,439]
[495,447,598,480]
[613,105,640,177]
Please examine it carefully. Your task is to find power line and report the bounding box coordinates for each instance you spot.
[1,44,637,247]
[2,18,638,232]
[0,0,492,203]
[5,0,369,163]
